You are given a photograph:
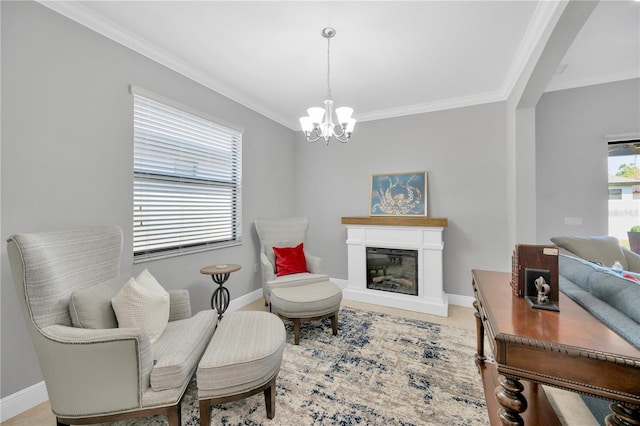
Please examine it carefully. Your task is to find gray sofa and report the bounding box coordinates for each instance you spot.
[558,254,640,349]
[552,235,640,349]
[552,236,640,424]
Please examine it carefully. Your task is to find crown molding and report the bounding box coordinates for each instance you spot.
[38,1,628,131]
[354,90,504,123]
[544,70,640,93]
[498,0,568,100]
[37,1,294,130]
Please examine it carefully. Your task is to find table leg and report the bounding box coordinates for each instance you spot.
[473,300,486,364]
[495,375,528,426]
[210,273,231,320]
[605,402,640,426]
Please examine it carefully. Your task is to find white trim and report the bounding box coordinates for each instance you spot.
[0,381,48,422]
[355,90,504,123]
[36,0,581,131]
[605,133,640,142]
[331,277,349,290]
[500,1,567,100]
[446,293,476,308]
[37,1,293,130]
[225,288,263,313]
[0,284,472,419]
[0,289,264,420]
[545,71,640,93]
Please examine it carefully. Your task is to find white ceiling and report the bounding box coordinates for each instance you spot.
[42,1,639,130]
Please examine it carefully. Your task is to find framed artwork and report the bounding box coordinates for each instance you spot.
[370,172,427,216]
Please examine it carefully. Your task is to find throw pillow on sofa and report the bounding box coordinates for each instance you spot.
[551,235,628,270]
[112,269,170,343]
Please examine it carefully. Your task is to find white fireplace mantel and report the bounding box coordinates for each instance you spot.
[341,217,448,317]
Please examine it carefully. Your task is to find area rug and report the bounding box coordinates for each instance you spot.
[112,307,488,425]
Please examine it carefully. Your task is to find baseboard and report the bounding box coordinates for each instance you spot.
[226,288,263,313]
[1,380,48,422]
[1,285,473,420]
[447,293,475,308]
[1,289,264,421]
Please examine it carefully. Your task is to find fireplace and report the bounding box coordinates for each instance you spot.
[366,247,418,296]
[341,216,448,317]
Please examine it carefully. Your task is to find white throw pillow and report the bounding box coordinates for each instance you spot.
[111,270,170,343]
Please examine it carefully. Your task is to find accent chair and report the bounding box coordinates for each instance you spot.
[254,216,329,304]
[6,225,217,426]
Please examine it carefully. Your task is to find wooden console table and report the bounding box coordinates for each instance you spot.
[472,269,640,425]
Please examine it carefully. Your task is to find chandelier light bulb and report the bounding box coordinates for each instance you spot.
[299,27,356,145]
[307,107,325,125]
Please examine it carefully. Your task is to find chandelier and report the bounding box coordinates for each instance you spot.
[299,27,356,144]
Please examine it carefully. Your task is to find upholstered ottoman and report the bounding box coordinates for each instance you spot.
[197,311,285,425]
[270,280,342,345]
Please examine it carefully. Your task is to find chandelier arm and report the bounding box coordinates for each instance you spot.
[334,133,351,143]
[304,127,324,143]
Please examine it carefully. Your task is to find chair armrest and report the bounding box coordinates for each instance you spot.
[169,290,192,321]
[260,252,276,282]
[39,324,153,416]
[623,247,640,274]
[305,253,322,274]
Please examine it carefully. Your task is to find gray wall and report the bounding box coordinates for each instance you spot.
[3,0,637,403]
[1,2,296,398]
[294,102,511,298]
[536,79,640,244]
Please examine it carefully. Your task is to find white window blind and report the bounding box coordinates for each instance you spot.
[132,87,242,261]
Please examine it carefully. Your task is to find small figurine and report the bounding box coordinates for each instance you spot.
[534,276,551,304]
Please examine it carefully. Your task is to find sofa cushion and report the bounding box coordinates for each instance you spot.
[559,255,640,325]
[112,272,170,344]
[69,274,129,329]
[551,235,628,270]
[150,309,217,391]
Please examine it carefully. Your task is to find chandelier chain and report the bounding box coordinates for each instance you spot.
[326,36,332,100]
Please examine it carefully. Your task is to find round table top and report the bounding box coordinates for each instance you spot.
[200,263,241,275]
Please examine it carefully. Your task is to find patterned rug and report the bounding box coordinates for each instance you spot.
[113,307,488,425]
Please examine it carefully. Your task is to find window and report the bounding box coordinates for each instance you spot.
[607,138,640,248]
[132,86,243,262]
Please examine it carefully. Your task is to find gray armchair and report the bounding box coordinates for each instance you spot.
[7,225,217,426]
[255,217,329,304]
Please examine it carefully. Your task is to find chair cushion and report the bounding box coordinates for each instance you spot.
[150,309,218,391]
[274,242,308,276]
[197,311,285,398]
[265,272,330,295]
[111,270,170,343]
[551,236,628,270]
[69,274,129,329]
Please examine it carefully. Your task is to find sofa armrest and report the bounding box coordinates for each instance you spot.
[305,253,322,274]
[168,290,192,321]
[623,247,640,274]
[39,324,153,416]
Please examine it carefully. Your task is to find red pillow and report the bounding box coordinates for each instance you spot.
[273,243,308,277]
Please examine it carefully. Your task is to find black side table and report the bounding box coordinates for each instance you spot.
[200,264,241,320]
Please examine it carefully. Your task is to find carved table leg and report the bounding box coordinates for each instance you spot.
[605,402,640,426]
[473,300,486,364]
[494,375,528,426]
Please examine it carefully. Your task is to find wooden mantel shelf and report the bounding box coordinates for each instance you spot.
[341,216,448,227]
